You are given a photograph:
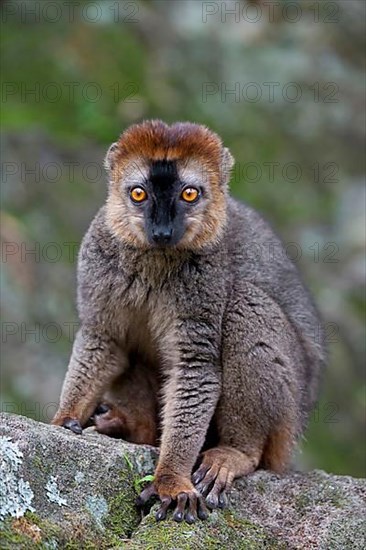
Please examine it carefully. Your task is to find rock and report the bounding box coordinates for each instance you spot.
[0,413,365,549]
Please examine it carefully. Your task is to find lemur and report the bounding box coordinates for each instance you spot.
[53,120,325,523]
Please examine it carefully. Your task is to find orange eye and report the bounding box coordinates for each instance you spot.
[130,187,147,203]
[181,187,199,203]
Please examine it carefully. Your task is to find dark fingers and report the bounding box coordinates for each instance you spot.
[62,418,82,434]
[136,483,157,507]
[155,496,172,521]
[172,492,188,522]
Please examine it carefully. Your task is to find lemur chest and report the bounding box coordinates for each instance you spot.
[112,285,177,364]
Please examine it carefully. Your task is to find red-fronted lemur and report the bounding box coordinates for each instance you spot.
[53,120,325,523]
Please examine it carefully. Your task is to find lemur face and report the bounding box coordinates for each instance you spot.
[112,157,214,249]
[104,120,234,250]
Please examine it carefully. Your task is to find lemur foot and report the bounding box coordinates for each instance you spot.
[192,446,259,509]
[137,472,209,524]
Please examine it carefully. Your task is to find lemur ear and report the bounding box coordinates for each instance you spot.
[221,147,235,186]
[104,142,119,172]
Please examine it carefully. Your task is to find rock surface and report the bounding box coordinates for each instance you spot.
[0,413,365,549]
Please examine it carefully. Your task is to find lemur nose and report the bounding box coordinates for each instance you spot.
[152,227,173,244]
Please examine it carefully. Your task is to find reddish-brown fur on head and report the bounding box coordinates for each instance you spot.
[111,120,223,171]
[104,120,234,250]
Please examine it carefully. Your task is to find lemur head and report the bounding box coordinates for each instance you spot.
[104,120,234,250]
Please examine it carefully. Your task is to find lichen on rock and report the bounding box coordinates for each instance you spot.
[0,436,35,520]
[45,476,68,507]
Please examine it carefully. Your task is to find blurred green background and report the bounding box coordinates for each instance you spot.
[1,0,365,477]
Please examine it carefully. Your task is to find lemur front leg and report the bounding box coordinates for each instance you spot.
[52,326,127,434]
[137,319,221,523]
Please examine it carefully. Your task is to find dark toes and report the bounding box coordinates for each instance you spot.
[192,464,210,485]
[184,494,198,524]
[136,483,157,506]
[155,507,166,521]
[197,495,209,520]
[218,491,228,509]
[172,509,184,522]
[206,479,228,509]
[185,511,196,524]
[206,492,219,509]
[62,418,82,434]
[155,497,172,522]
[172,493,188,522]
[138,486,210,523]
[196,476,215,497]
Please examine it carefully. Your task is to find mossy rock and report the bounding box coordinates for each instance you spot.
[1,413,365,549]
[0,413,156,548]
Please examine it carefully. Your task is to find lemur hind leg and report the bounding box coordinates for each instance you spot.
[93,355,160,446]
[193,281,304,509]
